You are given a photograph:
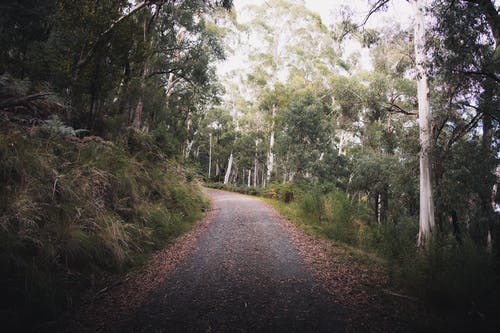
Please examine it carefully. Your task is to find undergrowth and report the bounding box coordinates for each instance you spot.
[0,122,207,331]
[209,181,500,329]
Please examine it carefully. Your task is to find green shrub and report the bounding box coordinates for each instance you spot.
[205,182,263,196]
[393,236,499,328]
[268,182,297,203]
[301,188,325,223]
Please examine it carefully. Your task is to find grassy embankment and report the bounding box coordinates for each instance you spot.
[0,121,208,330]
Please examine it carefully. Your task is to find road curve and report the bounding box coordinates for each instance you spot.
[122,188,344,332]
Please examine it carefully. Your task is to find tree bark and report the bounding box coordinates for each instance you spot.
[254,138,259,187]
[132,97,143,129]
[266,104,276,183]
[208,133,212,179]
[224,153,234,184]
[338,130,345,156]
[413,0,435,247]
[132,14,151,130]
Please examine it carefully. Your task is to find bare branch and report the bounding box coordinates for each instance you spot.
[0,93,53,109]
[338,0,390,41]
[384,102,417,116]
[76,1,154,70]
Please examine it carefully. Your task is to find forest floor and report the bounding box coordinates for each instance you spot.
[64,188,427,332]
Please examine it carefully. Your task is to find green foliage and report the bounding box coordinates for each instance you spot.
[41,115,88,137]
[266,182,297,203]
[301,188,325,223]
[206,182,263,196]
[0,124,207,330]
[393,236,499,329]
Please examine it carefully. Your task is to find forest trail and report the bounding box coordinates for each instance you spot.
[119,188,344,332]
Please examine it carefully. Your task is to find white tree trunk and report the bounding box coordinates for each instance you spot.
[377,193,382,225]
[487,230,493,253]
[185,129,198,160]
[413,0,435,247]
[185,139,194,159]
[248,169,252,187]
[254,139,259,187]
[224,153,233,184]
[208,133,212,179]
[338,130,345,156]
[132,97,143,129]
[266,105,276,183]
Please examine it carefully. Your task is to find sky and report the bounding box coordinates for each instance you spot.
[233,0,413,28]
[218,0,414,79]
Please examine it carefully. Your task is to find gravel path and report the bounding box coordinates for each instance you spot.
[121,189,344,332]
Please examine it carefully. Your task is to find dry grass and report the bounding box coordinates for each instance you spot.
[0,123,208,330]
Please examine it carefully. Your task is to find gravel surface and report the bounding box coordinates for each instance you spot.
[119,189,345,332]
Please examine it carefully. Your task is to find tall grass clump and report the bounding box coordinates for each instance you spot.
[301,188,325,223]
[0,122,207,330]
[259,183,372,247]
[392,235,499,330]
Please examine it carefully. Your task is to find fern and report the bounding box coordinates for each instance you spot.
[41,115,87,137]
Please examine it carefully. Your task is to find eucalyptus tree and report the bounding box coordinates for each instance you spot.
[234,0,343,184]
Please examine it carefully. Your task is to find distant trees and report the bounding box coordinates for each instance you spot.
[191,0,498,253]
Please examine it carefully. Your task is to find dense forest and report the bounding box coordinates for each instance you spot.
[1,0,499,331]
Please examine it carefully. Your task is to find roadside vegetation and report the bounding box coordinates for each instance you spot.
[0,120,207,330]
[2,0,499,331]
[0,0,230,330]
[198,0,499,330]
[207,181,499,330]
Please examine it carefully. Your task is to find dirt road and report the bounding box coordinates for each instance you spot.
[121,188,344,332]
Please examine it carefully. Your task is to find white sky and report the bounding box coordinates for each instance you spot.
[218,0,414,81]
[234,0,413,28]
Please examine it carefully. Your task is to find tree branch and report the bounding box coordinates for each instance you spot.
[465,0,500,47]
[76,1,154,71]
[446,112,483,149]
[338,0,390,41]
[0,93,53,109]
[384,102,417,116]
[458,101,500,122]
[456,69,500,83]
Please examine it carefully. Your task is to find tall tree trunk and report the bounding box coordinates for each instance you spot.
[224,153,234,184]
[266,105,276,183]
[132,15,150,130]
[254,138,259,187]
[248,169,252,187]
[283,149,290,183]
[414,0,435,247]
[165,27,187,105]
[231,164,238,184]
[338,130,346,156]
[481,81,496,251]
[208,133,212,179]
[184,114,197,160]
[262,164,266,187]
[132,96,143,129]
[376,193,382,224]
